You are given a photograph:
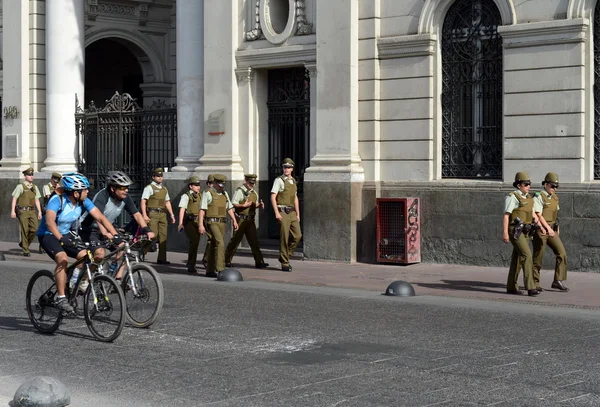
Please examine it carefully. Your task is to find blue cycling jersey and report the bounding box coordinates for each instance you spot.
[37,194,96,236]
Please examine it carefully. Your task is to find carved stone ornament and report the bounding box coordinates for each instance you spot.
[235,67,254,84]
[295,0,312,35]
[245,0,263,41]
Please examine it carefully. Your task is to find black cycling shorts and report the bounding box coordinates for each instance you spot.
[38,234,81,261]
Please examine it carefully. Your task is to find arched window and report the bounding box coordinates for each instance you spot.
[441,0,503,179]
[594,1,600,179]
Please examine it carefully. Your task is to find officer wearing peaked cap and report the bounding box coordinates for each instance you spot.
[178,176,202,273]
[225,174,269,269]
[532,172,569,292]
[202,174,215,268]
[199,173,238,277]
[271,158,302,272]
[141,167,176,264]
[503,171,544,297]
[11,167,42,256]
[42,172,62,209]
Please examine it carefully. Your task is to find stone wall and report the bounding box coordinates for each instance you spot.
[359,182,600,272]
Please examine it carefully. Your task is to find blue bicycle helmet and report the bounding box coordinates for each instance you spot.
[60,172,90,191]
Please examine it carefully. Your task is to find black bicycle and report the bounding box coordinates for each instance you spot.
[26,239,126,342]
[99,233,164,328]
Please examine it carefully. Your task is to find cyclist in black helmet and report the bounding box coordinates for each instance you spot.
[80,171,155,279]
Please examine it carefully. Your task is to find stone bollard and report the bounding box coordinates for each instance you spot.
[384,280,416,297]
[0,253,6,261]
[13,376,70,407]
[217,269,243,282]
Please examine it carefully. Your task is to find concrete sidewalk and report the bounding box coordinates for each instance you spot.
[2,240,599,310]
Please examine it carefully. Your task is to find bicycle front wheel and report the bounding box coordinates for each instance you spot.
[123,263,164,328]
[83,275,126,342]
[26,270,62,334]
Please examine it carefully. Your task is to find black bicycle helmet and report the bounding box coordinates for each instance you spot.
[107,171,133,187]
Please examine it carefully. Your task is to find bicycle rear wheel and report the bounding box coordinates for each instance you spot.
[123,263,164,328]
[26,270,62,333]
[83,275,126,342]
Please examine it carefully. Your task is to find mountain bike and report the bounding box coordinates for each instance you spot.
[99,233,164,328]
[26,239,126,342]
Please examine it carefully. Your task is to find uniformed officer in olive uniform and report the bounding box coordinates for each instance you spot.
[10,167,43,256]
[178,176,202,273]
[225,174,269,269]
[201,174,215,268]
[270,158,302,272]
[199,174,238,277]
[502,171,544,296]
[532,172,569,292]
[141,168,176,264]
[42,172,62,210]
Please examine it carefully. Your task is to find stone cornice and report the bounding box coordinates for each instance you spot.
[236,44,316,69]
[498,18,589,49]
[377,34,436,59]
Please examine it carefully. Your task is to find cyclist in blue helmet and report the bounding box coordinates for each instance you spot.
[37,172,120,313]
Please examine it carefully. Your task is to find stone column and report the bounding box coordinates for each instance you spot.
[236,67,255,174]
[172,0,204,172]
[198,0,244,180]
[303,0,364,262]
[43,0,85,173]
[0,0,31,172]
[304,0,363,179]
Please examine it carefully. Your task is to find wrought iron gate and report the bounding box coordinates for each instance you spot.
[75,92,177,213]
[267,68,310,238]
[441,0,502,179]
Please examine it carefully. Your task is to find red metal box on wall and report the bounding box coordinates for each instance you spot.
[376,198,421,264]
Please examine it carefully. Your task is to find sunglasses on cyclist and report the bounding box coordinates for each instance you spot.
[116,186,129,191]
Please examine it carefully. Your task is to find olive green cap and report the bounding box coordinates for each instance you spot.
[514,171,530,182]
[207,174,214,183]
[51,172,62,181]
[213,174,227,183]
[543,172,559,184]
[152,168,164,175]
[244,174,258,180]
[282,158,295,167]
[22,167,34,175]
[188,176,201,184]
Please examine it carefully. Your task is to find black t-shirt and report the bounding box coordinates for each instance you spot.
[80,188,139,233]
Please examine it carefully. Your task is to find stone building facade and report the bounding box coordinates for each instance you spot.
[2,0,600,270]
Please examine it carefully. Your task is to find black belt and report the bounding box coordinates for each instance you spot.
[17,206,34,211]
[185,214,199,221]
[206,217,227,223]
[236,214,255,221]
[148,208,165,213]
[278,206,295,214]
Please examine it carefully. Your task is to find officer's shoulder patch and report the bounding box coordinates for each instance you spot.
[535,191,541,196]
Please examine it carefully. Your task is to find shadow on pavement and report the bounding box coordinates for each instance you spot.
[415,279,506,294]
[0,315,110,342]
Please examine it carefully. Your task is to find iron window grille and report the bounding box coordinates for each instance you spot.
[441,0,503,179]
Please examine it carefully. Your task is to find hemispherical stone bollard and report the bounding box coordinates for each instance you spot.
[217,268,243,282]
[0,253,6,261]
[13,376,70,407]
[384,280,416,297]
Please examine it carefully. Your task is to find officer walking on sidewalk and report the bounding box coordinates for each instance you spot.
[502,171,544,297]
[199,174,238,277]
[270,158,302,272]
[140,167,176,264]
[10,167,43,256]
[201,174,214,268]
[178,176,202,273]
[42,172,62,210]
[225,174,269,269]
[532,172,569,292]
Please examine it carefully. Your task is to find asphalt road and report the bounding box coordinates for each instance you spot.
[1,260,600,406]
